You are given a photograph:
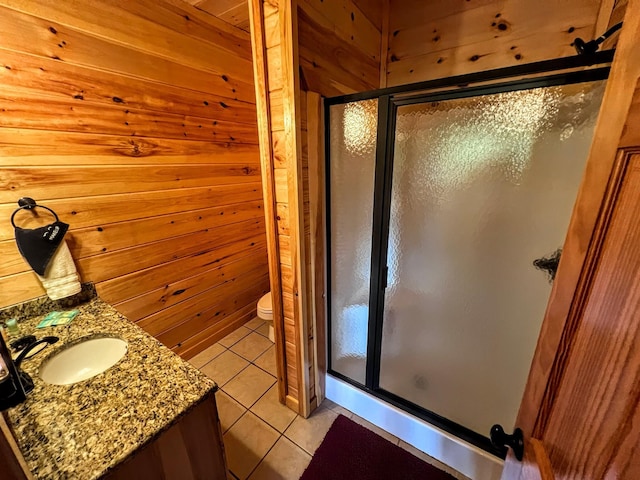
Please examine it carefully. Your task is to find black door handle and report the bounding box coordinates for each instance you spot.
[490,424,524,461]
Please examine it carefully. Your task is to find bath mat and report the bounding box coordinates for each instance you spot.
[300,415,457,480]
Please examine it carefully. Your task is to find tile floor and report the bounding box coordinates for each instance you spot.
[190,318,469,480]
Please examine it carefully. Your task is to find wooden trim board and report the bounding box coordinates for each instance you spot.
[248,0,289,403]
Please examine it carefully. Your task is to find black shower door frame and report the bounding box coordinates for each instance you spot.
[324,51,612,457]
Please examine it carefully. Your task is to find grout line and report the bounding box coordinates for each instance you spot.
[244,431,284,480]
[243,317,264,331]
[192,346,228,370]
[246,385,294,434]
[248,362,276,380]
[219,351,274,407]
[218,330,252,349]
[229,342,273,363]
[252,325,270,338]
[247,346,277,378]
[220,371,247,391]
[216,390,247,435]
[282,430,313,457]
[219,360,252,388]
[280,414,311,454]
[222,407,248,437]
[245,377,276,410]
[230,411,282,480]
[198,322,270,369]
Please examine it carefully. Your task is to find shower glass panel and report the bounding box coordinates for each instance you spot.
[379,81,606,436]
[329,99,378,383]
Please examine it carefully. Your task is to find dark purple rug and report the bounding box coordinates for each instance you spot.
[300,415,456,480]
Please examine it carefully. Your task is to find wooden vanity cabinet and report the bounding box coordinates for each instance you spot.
[1,384,227,480]
[106,390,227,479]
[0,413,30,480]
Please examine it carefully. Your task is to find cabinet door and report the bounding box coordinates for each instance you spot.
[0,414,30,480]
[107,392,227,479]
[502,2,640,479]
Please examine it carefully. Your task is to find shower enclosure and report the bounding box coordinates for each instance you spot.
[326,62,608,455]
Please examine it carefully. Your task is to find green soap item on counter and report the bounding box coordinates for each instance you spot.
[37,310,79,328]
[54,310,79,325]
[37,312,59,328]
[38,313,57,328]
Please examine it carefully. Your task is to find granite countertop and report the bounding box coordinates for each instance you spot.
[2,286,217,480]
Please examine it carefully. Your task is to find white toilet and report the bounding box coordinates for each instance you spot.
[257,292,274,342]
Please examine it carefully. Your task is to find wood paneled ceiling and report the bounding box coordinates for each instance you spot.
[183,0,250,31]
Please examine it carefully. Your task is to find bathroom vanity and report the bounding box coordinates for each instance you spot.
[0,287,227,479]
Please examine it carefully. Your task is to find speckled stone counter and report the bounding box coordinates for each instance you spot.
[2,286,217,479]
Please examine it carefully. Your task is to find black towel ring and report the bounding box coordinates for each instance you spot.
[11,197,59,229]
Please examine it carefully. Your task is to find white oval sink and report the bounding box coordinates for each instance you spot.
[40,336,128,385]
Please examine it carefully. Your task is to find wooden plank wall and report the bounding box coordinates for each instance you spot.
[0,0,269,359]
[297,0,383,96]
[249,0,307,414]
[386,0,606,87]
[305,91,326,407]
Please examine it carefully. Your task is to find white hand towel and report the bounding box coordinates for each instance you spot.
[36,240,81,300]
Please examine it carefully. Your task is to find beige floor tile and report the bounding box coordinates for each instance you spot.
[200,350,250,386]
[350,414,399,444]
[250,385,297,433]
[219,326,253,348]
[188,342,226,369]
[320,398,337,409]
[223,412,280,480]
[216,391,246,433]
[244,317,265,330]
[320,398,353,418]
[230,332,273,362]
[254,345,277,377]
[248,436,311,480]
[223,365,276,408]
[256,322,271,339]
[284,406,338,454]
[398,441,471,480]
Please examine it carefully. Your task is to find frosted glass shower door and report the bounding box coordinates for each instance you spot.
[328,99,378,384]
[378,81,606,436]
